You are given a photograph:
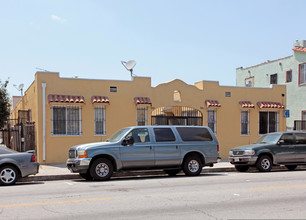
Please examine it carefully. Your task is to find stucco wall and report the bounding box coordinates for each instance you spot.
[12,72,287,163]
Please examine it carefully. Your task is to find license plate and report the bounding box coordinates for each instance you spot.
[234,157,240,162]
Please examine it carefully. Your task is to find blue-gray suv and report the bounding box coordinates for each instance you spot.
[67,126,219,180]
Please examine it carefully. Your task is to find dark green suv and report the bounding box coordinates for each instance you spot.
[229,131,306,172]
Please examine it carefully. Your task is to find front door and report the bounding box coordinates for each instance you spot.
[120,128,154,169]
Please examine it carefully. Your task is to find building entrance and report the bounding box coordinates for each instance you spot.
[151,106,203,126]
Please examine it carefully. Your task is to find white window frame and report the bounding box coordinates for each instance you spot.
[94,106,106,136]
[207,109,216,134]
[51,105,82,136]
[137,107,147,126]
[299,63,306,85]
[241,110,249,136]
[258,111,279,135]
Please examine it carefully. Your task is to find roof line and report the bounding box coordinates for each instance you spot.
[237,55,293,70]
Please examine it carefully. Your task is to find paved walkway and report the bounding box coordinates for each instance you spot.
[21,161,236,182]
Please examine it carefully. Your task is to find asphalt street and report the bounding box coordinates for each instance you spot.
[1,169,306,219]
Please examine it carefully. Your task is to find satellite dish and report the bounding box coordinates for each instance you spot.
[125,60,136,70]
[13,83,25,96]
[121,60,136,78]
[18,84,24,90]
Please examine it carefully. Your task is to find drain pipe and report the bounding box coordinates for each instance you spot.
[42,83,46,161]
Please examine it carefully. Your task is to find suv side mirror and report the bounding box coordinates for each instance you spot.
[122,136,135,146]
[277,140,285,145]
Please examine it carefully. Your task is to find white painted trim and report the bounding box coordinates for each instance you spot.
[42,83,47,161]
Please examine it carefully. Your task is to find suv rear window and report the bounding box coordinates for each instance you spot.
[154,128,176,142]
[295,133,306,144]
[176,127,213,141]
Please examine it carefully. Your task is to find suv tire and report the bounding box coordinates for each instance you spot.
[182,155,202,176]
[90,158,113,181]
[256,155,272,172]
[235,165,249,172]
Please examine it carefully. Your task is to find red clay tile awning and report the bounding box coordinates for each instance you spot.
[134,97,152,105]
[239,101,255,108]
[205,100,221,108]
[292,47,306,52]
[91,96,109,104]
[257,101,285,109]
[48,94,85,103]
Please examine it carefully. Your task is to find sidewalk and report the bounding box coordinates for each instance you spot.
[21,161,236,182]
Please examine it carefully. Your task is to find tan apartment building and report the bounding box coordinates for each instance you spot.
[11,72,287,163]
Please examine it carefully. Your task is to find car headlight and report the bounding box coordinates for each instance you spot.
[244,150,255,156]
[229,151,234,156]
[78,150,88,158]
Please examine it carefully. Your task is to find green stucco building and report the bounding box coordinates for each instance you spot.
[236,40,306,130]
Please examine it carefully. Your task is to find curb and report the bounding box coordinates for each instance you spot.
[20,165,306,183]
[20,167,236,182]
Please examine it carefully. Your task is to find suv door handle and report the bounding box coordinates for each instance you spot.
[146,146,152,150]
[176,145,178,149]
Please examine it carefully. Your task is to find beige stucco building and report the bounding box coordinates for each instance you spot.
[11,72,287,164]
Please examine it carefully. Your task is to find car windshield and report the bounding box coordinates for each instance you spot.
[106,128,130,143]
[255,133,281,144]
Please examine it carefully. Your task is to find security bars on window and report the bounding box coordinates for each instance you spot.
[137,107,147,126]
[95,106,105,135]
[51,106,82,135]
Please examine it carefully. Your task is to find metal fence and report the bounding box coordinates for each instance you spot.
[151,106,203,126]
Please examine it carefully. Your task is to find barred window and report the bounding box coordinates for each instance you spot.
[241,110,249,135]
[207,110,216,133]
[52,106,81,135]
[137,107,147,126]
[95,106,105,135]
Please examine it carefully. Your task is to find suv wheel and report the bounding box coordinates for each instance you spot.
[235,165,249,172]
[256,155,272,172]
[0,165,19,186]
[182,155,202,176]
[285,165,297,171]
[90,158,113,181]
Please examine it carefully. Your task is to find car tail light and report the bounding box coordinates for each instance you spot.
[217,145,219,152]
[31,155,36,162]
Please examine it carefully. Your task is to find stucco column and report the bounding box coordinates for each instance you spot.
[42,83,46,161]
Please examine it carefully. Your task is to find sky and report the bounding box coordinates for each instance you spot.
[1,0,306,97]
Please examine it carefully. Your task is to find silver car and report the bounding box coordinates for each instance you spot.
[0,145,39,186]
